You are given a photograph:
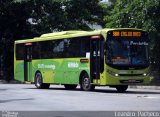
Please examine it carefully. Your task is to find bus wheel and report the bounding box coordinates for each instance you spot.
[35,72,50,89]
[116,85,128,93]
[80,73,95,91]
[64,84,77,90]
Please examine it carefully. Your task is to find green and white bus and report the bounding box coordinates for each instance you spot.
[14,28,150,92]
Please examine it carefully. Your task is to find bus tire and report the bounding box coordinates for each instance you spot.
[116,85,128,93]
[35,72,50,89]
[80,73,95,91]
[64,84,77,90]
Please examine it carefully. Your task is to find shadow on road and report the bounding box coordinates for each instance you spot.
[0,89,8,91]
[0,98,34,103]
[24,86,160,94]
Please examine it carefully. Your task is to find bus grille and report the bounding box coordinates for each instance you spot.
[118,74,143,77]
[120,80,143,84]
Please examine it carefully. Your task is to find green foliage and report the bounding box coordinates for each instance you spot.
[104,0,160,66]
[62,0,106,30]
[0,0,106,80]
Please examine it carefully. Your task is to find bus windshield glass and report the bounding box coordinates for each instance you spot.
[106,36,149,68]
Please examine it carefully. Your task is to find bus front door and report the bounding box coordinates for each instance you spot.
[24,43,32,82]
[90,38,100,83]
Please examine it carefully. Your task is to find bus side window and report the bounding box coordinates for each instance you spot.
[32,42,41,59]
[80,37,90,57]
[16,44,25,60]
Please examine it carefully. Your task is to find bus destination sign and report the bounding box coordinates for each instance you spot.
[113,31,142,37]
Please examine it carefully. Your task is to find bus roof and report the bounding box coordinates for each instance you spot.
[40,31,88,37]
[15,28,145,44]
[15,30,100,44]
[101,28,144,32]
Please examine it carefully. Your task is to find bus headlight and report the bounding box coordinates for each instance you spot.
[143,73,147,76]
[115,74,119,77]
[107,69,119,77]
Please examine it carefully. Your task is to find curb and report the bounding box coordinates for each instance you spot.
[0,80,23,84]
[0,80,8,84]
[129,86,160,90]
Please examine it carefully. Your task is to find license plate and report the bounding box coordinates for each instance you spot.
[128,79,136,83]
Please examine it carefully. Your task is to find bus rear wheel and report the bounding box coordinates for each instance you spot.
[35,72,50,89]
[64,84,77,90]
[80,73,95,91]
[116,85,128,93]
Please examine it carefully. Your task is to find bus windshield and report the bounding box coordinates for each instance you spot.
[106,37,149,69]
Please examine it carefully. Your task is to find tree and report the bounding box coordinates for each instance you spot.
[0,0,106,81]
[105,0,160,65]
[104,0,160,84]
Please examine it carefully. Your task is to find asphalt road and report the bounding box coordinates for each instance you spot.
[0,84,160,111]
